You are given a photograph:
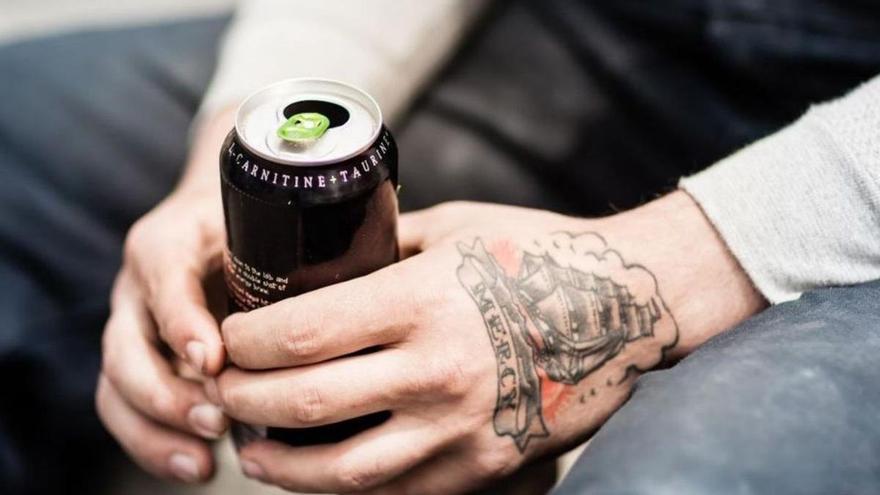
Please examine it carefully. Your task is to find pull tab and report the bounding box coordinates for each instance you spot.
[277,112,330,143]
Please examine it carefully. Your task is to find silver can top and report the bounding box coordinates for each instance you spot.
[235,78,383,167]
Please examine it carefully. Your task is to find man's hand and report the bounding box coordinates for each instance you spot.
[96,108,236,483]
[212,193,765,494]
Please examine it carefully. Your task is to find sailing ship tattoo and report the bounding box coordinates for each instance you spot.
[456,232,678,452]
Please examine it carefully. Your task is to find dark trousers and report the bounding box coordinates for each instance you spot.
[1,2,878,494]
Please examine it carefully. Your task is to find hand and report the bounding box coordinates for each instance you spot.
[95,108,235,483]
[95,187,229,483]
[213,193,764,494]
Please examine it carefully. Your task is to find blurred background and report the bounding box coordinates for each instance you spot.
[0,3,278,495]
[0,3,274,494]
[0,0,234,44]
[2,1,879,494]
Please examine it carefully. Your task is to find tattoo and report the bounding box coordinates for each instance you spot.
[456,232,678,452]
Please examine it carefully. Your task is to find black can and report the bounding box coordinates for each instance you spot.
[219,79,399,446]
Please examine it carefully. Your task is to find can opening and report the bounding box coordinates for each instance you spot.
[284,100,350,129]
[236,79,383,165]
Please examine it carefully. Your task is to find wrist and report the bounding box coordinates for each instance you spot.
[525,192,765,458]
[591,190,767,358]
[172,177,219,203]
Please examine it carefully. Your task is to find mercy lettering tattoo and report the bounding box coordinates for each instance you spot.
[456,232,678,452]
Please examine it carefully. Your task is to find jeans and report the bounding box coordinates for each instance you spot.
[0,17,230,495]
[0,2,878,494]
[553,281,880,495]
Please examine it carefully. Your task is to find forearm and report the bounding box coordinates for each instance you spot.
[176,106,236,195]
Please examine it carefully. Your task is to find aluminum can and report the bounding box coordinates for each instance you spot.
[219,78,398,445]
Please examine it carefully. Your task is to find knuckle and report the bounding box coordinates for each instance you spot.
[438,362,470,398]
[410,284,445,322]
[421,201,481,243]
[435,200,482,221]
[148,388,181,421]
[100,350,120,385]
[273,479,303,493]
[219,315,239,344]
[122,220,149,263]
[94,376,111,420]
[334,457,385,492]
[434,200,469,215]
[216,379,239,411]
[100,328,134,392]
[160,313,190,347]
[474,448,515,480]
[409,360,470,399]
[286,385,326,424]
[129,438,177,479]
[216,376,250,416]
[220,318,243,362]
[276,320,322,361]
[100,328,120,379]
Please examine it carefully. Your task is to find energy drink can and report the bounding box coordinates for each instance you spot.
[219,78,399,446]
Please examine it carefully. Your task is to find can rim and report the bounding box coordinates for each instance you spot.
[234,78,384,167]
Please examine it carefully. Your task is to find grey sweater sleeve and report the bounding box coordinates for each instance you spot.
[680,76,880,304]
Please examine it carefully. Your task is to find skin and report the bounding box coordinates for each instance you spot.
[96,108,235,482]
[96,110,766,492]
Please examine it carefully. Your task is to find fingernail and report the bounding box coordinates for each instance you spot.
[169,453,200,483]
[241,459,265,480]
[188,403,227,439]
[204,378,221,406]
[186,341,206,374]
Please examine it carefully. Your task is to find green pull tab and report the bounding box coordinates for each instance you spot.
[277,112,330,143]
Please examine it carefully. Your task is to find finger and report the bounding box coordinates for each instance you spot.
[140,256,226,376]
[95,375,214,483]
[237,415,446,493]
[103,281,228,438]
[222,260,424,370]
[213,348,464,428]
[174,356,204,382]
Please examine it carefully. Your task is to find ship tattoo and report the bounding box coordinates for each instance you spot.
[456,232,678,452]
